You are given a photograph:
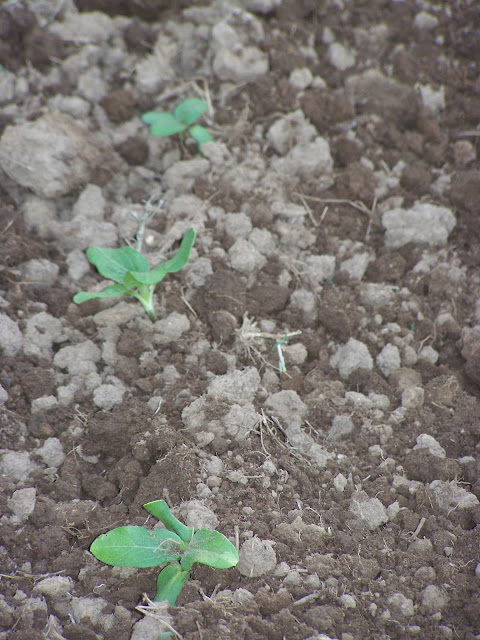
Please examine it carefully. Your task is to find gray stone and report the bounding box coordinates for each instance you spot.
[0,313,22,356]
[272,137,333,178]
[0,384,8,406]
[237,537,277,577]
[429,480,479,511]
[0,113,106,198]
[35,438,66,468]
[8,487,36,521]
[0,451,39,483]
[328,42,356,70]
[49,11,115,44]
[163,158,210,193]
[330,338,373,379]
[382,203,456,249]
[176,500,218,530]
[265,390,308,424]
[31,396,58,414]
[376,344,401,377]
[20,259,59,286]
[413,11,439,30]
[349,491,388,530]
[387,592,414,618]
[154,312,191,345]
[328,415,355,441]
[229,238,266,275]
[224,212,252,239]
[401,386,424,410]
[360,283,396,308]
[54,340,101,374]
[413,434,445,458]
[23,312,64,359]
[34,576,74,599]
[93,384,125,411]
[267,110,316,155]
[421,585,448,614]
[208,367,260,405]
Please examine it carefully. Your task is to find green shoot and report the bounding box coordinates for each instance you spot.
[73,228,195,323]
[142,98,213,151]
[90,500,238,606]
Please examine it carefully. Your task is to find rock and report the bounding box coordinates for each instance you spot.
[0,313,23,356]
[34,576,75,599]
[229,238,266,275]
[153,312,190,345]
[176,500,218,530]
[340,252,371,280]
[211,20,268,82]
[49,11,115,44]
[30,395,58,414]
[413,434,445,458]
[330,338,373,379]
[382,203,456,248]
[305,255,336,289]
[0,113,106,198]
[20,258,59,286]
[387,592,414,618]
[208,367,260,405]
[359,283,396,308]
[266,110,316,155]
[264,390,308,424]
[163,158,210,193]
[8,487,36,521]
[328,415,355,441]
[349,491,388,530]
[421,585,448,614]
[419,345,439,364]
[328,42,356,70]
[0,451,39,483]
[429,480,479,511]
[54,340,101,375]
[35,438,66,468]
[289,67,313,90]
[401,386,425,409]
[272,137,333,178]
[237,537,277,577]
[413,11,439,31]
[376,344,401,377]
[0,385,8,406]
[23,312,64,360]
[93,384,125,411]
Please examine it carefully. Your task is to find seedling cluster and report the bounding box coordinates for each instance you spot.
[90,500,238,606]
[73,228,195,323]
[142,98,212,151]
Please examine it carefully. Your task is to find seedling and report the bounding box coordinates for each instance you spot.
[73,228,195,323]
[90,500,239,606]
[142,98,213,151]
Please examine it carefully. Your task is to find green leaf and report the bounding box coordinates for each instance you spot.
[90,526,182,568]
[154,563,190,605]
[86,247,150,283]
[189,125,213,149]
[142,112,186,137]
[143,501,194,544]
[174,99,208,126]
[73,283,127,304]
[130,228,195,286]
[180,529,239,572]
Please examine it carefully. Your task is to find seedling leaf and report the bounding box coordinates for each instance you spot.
[86,246,150,283]
[143,500,194,544]
[142,112,187,137]
[173,98,208,126]
[180,529,239,572]
[154,564,190,604]
[90,526,182,568]
[189,124,213,149]
[129,228,196,285]
[73,284,127,304]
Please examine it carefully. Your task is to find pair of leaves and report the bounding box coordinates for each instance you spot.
[89,500,239,606]
[72,228,195,305]
[91,525,239,572]
[142,98,212,149]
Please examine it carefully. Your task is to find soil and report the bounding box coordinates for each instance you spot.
[0,1,479,640]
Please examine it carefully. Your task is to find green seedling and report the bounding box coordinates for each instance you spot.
[73,228,195,323]
[90,500,239,606]
[142,98,213,151]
